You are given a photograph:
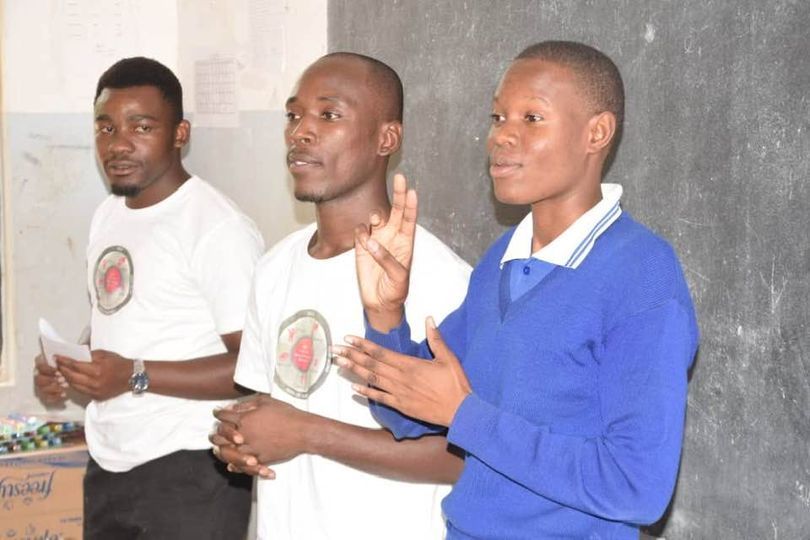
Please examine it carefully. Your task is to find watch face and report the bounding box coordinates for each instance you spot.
[130,372,149,394]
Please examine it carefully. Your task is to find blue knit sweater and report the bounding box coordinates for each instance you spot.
[366,213,699,539]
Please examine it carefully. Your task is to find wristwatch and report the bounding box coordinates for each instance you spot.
[129,359,150,396]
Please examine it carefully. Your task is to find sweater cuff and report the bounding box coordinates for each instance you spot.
[364,310,411,352]
[447,392,497,451]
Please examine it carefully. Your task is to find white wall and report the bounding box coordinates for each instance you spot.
[0,0,325,416]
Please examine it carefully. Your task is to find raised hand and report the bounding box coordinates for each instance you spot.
[56,349,131,401]
[355,173,418,332]
[335,317,472,427]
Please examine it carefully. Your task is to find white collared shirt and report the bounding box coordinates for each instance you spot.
[500,183,623,269]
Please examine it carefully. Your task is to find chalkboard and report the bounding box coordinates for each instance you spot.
[329,1,810,537]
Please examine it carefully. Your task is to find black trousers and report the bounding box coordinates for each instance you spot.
[84,449,252,540]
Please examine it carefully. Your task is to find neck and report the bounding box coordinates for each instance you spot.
[309,175,391,259]
[530,179,602,253]
[125,161,191,209]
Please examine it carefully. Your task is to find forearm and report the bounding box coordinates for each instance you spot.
[305,413,463,484]
[145,352,247,400]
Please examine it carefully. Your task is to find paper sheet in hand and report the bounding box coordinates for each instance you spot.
[39,318,91,367]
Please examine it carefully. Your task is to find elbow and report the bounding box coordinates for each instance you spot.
[609,476,676,525]
[628,489,672,525]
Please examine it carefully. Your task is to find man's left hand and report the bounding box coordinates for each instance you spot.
[55,350,132,401]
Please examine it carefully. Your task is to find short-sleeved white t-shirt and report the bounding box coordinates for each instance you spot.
[235,222,471,540]
[85,176,264,472]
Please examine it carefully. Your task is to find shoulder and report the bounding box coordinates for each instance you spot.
[592,213,691,314]
[90,193,121,222]
[182,177,262,243]
[88,194,122,238]
[186,177,255,226]
[252,223,316,283]
[412,225,472,279]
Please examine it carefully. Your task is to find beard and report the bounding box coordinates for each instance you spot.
[294,191,327,204]
[110,184,143,197]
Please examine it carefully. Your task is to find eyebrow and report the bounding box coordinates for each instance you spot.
[94,114,160,122]
[285,95,356,107]
[492,95,552,107]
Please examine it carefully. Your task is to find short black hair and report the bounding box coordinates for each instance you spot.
[516,41,624,137]
[94,57,183,123]
[323,52,404,122]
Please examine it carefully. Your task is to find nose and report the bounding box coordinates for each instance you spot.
[286,115,315,146]
[488,118,520,150]
[107,131,135,155]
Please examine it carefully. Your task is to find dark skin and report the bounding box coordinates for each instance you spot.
[33,85,246,404]
[210,55,464,484]
[339,59,617,427]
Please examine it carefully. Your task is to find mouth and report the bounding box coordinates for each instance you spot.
[489,157,522,178]
[105,161,140,176]
[287,151,322,170]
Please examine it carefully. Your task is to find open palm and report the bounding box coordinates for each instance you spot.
[355,173,418,322]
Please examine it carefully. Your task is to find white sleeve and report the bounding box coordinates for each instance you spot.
[233,272,273,393]
[191,215,264,334]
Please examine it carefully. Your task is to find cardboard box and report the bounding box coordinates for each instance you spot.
[0,445,88,540]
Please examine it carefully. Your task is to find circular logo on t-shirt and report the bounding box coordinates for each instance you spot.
[274,309,331,399]
[93,246,133,315]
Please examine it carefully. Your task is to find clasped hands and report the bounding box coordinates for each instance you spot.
[210,394,311,479]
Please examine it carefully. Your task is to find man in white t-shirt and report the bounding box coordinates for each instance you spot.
[211,53,471,539]
[34,57,264,539]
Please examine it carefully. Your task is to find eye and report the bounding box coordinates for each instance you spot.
[134,124,153,133]
[96,125,114,135]
[285,111,300,122]
[525,113,544,122]
[490,113,504,125]
[322,110,341,120]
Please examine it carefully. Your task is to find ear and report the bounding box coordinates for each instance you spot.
[173,119,191,149]
[585,112,616,154]
[377,121,403,157]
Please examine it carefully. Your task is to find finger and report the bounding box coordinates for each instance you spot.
[58,369,95,392]
[332,345,398,392]
[56,357,96,376]
[34,359,58,375]
[217,445,259,468]
[425,316,453,361]
[342,337,412,371]
[401,186,418,240]
[214,419,245,445]
[227,460,276,479]
[34,377,68,397]
[230,398,262,413]
[36,384,67,403]
[369,211,384,231]
[387,173,409,231]
[210,433,229,447]
[357,235,410,285]
[351,383,399,410]
[213,408,242,430]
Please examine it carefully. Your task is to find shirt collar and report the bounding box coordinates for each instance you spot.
[500,183,623,269]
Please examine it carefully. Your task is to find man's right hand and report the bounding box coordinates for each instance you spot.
[355,173,418,332]
[34,354,67,404]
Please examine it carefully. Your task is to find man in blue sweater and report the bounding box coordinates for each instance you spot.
[336,41,699,539]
